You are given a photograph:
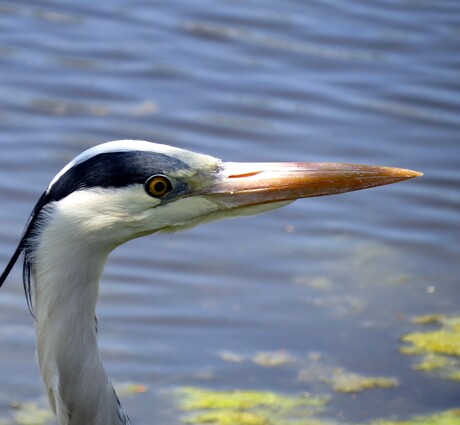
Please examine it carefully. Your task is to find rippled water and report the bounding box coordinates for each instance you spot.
[0,1,459,424]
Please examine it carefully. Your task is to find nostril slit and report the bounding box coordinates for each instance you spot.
[228,171,262,179]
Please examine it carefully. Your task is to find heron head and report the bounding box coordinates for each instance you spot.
[27,140,419,247]
[0,139,421,295]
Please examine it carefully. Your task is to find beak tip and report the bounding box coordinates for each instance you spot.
[400,169,423,179]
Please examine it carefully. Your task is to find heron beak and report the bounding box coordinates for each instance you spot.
[204,162,422,208]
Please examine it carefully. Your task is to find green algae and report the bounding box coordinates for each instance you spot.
[252,351,297,368]
[0,381,149,425]
[297,361,399,394]
[218,350,298,367]
[400,315,460,380]
[5,402,54,425]
[323,369,398,393]
[413,353,458,372]
[218,350,245,363]
[177,386,460,425]
[0,386,459,425]
[401,315,460,357]
[14,405,54,425]
[182,411,270,425]
[416,357,460,381]
[178,387,328,425]
[402,329,460,357]
[410,315,445,325]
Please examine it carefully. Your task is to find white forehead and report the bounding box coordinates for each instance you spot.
[49,140,219,191]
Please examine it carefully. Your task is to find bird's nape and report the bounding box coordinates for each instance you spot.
[0,190,50,315]
[0,140,422,425]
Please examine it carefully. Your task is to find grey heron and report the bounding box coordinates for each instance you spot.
[0,140,421,425]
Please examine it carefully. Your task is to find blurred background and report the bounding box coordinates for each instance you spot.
[0,1,459,424]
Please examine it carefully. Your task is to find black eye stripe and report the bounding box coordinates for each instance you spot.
[46,151,187,204]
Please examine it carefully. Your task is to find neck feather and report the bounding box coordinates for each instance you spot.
[31,221,130,425]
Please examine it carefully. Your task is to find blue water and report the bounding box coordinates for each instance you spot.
[0,1,459,423]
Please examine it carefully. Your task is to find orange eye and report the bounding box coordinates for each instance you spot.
[145,175,172,198]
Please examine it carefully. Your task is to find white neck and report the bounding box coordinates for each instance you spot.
[31,214,130,425]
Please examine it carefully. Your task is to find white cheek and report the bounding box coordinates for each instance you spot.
[148,196,218,230]
[47,189,220,246]
[47,187,160,243]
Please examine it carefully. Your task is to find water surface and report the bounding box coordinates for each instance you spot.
[0,0,459,423]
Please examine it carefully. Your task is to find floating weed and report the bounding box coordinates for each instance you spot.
[323,369,398,393]
[218,351,245,363]
[413,354,458,372]
[12,402,54,425]
[0,388,459,425]
[401,315,460,379]
[414,356,460,381]
[399,345,425,356]
[179,387,328,411]
[183,411,269,425]
[177,387,460,425]
[402,315,460,357]
[0,382,150,425]
[178,387,328,425]
[218,349,298,367]
[411,315,445,325]
[402,330,460,357]
[252,350,297,368]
